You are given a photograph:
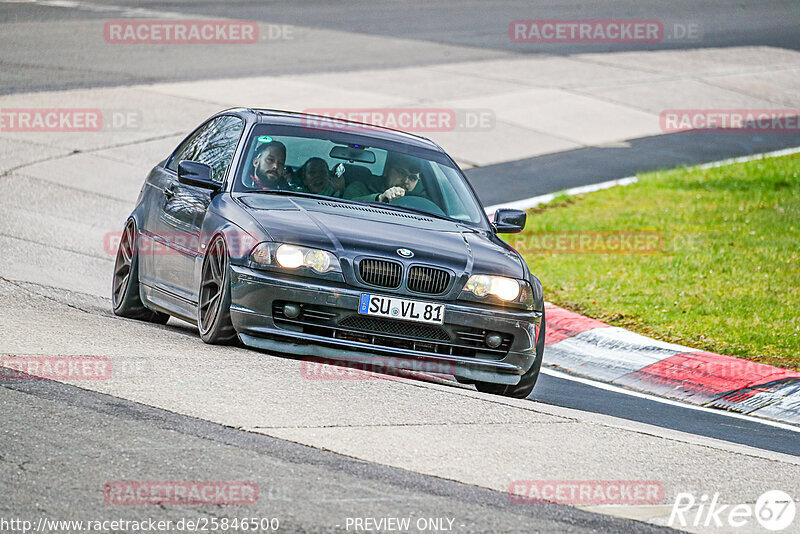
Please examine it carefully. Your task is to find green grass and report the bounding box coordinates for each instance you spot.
[503,153,800,370]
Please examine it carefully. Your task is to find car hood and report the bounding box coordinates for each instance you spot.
[238,194,524,278]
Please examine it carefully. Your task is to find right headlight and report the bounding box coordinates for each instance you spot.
[249,242,342,275]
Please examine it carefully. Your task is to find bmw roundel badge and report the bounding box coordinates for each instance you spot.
[397,248,414,258]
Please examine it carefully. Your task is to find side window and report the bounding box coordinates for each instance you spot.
[167,116,244,183]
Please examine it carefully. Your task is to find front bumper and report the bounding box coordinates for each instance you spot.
[229,265,543,385]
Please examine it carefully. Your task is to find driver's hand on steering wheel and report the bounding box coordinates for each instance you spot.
[378,186,406,203]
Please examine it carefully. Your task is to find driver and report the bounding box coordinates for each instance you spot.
[343,153,421,203]
[249,140,289,190]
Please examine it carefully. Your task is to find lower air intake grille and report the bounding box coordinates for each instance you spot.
[359,258,402,288]
[408,266,451,294]
[338,315,450,341]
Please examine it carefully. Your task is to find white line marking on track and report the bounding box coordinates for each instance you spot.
[540,367,800,433]
[695,145,800,170]
[485,144,800,214]
[8,0,190,18]
[485,176,638,213]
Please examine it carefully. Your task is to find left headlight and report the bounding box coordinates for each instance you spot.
[249,243,341,274]
[464,274,520,301]
[461,274,535,308]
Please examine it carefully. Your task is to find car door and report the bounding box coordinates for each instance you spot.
[150,115,244,302]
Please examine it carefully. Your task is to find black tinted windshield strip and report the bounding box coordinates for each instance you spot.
[245,124,452,166]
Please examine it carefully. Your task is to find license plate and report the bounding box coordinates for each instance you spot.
[358,293,445,325]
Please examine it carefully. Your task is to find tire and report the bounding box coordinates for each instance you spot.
[475,313,545,399]
[112,219,170,324]
[198,236,237,344]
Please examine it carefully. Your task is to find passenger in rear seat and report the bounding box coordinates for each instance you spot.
[296,157,344,198]
[343,153,421,203]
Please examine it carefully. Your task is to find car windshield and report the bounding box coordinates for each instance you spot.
[234,124,487,226]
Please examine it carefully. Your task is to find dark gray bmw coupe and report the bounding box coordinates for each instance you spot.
[112,109,545,398]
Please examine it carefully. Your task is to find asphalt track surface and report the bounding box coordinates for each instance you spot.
[4,0,800,206]
[1,370,670,534]
[470,130,800,206]
[2,1,800,532]
[531,373,800,457]
[2,0,800,95]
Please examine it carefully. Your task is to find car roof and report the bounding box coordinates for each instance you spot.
[242,108,442,151]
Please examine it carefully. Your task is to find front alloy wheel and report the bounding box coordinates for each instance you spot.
[198,236,237,344]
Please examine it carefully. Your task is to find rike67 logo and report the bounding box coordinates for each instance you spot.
[669,490,796,531]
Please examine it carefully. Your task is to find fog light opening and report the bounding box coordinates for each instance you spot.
[485,332,503,349]
[283,303,302,319]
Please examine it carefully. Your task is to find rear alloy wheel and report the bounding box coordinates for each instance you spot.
[198,236,237,344]
[474,314,545,399]
[112,220,169,324]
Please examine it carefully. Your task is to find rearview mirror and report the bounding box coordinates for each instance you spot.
[493,209,526,233]
[177,160,220,191]
[329,145,376,164]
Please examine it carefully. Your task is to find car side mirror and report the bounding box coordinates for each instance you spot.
[493,209,526,233]
[177,160,220,191]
